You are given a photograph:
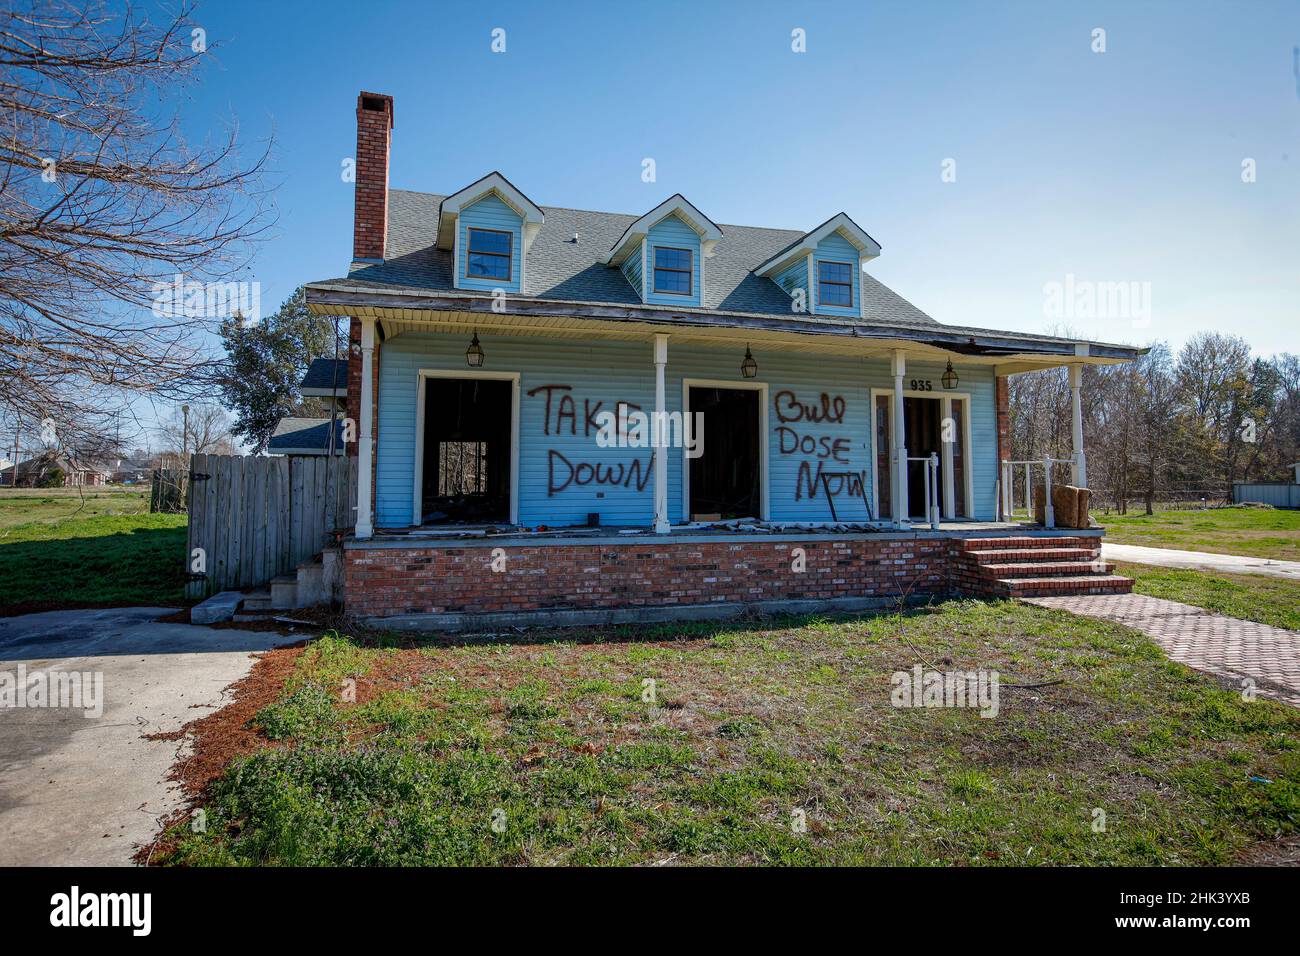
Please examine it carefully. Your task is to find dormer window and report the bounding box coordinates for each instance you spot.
[466,228,512,281]
[653,247,693,295]
[817,260,853,308]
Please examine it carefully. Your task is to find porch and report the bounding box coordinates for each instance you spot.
[306,294,1134,622]
[343,521,1129,630]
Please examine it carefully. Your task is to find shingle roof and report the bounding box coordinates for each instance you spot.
[268,417,344,454]
[301,357,348,392]
[326,189,941,329]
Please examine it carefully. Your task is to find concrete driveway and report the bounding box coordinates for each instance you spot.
[1102,543,1300,581]
[0,607,297,866]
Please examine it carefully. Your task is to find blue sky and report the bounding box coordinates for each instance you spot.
[180,0,1299,358]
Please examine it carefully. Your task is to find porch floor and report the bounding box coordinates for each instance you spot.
[351,519,1101,550]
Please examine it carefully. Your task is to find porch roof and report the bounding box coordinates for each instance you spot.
[304,282,1144,374]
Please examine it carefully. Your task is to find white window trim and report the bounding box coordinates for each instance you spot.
[412,369,521,526]
[868,387,973,522]
[680,378,770,523]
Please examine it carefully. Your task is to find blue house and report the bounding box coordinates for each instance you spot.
[303,92,1141,627]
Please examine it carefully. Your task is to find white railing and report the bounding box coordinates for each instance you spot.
[906,453,942,531]
[1000,458,1073,529]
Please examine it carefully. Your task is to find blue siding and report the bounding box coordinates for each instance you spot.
[374,334,999,527]
[456,193,522,293]
[812,232,860,318]
[620,238,644,298]
[644,214,702,307]
[772,258,809,313]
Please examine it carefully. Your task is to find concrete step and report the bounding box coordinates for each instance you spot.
[958,536,1095,552]
[240,589,272,612]
[965,547,1099,563]
[296,560,326,607]
[1002,574,1134,597]
[982,561,1114,578]
[270,575,298,610]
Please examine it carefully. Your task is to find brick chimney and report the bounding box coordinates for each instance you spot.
[353,91,394,261]
[348,91,393,460]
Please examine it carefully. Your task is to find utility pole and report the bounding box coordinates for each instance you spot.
[181,404,190,467]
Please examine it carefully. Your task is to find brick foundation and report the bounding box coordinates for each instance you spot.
[345,537,959,619]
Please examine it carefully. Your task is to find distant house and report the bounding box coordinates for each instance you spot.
[109,457,154,484]
[268,417,346,457]
[1,450,112,487]
[267,357,349,457]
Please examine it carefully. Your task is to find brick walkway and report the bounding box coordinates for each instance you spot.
[1024,593,1300,708]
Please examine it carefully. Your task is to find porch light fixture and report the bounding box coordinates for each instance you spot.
[466,331,484,368]
[941,360,959,389]
[741,345,758,379]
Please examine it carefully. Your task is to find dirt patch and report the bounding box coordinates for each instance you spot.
[134,641,306,864]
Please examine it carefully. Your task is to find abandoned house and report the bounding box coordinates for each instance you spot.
[295,91,1143,627]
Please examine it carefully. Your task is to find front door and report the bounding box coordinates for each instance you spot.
[874,392,968,521]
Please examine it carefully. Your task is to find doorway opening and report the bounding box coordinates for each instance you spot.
[420,377,512,524]
[687,385,760,520]
[874,392,969,521]
[904,396,941,519]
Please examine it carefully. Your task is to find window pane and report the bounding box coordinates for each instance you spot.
[820,282,851,306]
[654,268,690,294]
[468,252,510,279]
[819,261,851,283]
[469,229,511,254]
[654,247,691,270]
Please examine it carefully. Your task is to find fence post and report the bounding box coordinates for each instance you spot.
[1044,459,1055,529]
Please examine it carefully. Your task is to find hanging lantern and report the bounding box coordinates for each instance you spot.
[741,345,758,379]
[941,359,959,389]
[466,331,484,368]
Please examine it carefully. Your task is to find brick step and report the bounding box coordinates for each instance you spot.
[982,561,1114,578]
[964,547,1099,564]
[1001,575,1134,597]
[957,536,1095,552]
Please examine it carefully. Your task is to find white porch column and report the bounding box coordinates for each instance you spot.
[891,349,909,529]
[355,317,376,539]
[653,334,670,533]
[940,396,955,519]
[1069,364,1087,487]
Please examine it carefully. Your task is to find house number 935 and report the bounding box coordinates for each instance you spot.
[909,379,933,391]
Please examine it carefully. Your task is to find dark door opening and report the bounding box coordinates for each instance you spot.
[421,377,511,524]
[904,396,941,520]
[688,386,760,519]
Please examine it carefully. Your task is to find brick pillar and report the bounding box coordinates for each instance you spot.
[347,91,393,458]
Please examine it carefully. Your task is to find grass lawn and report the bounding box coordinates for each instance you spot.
[1116,563,1300,632]
[157,601,1300,866]
[0,488,187,612]
[1101,505,1300,562]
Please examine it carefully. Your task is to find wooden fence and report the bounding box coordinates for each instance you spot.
[185,454,357,598]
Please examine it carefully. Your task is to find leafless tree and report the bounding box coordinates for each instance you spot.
[0,1,271,450]
[157,402,236,462]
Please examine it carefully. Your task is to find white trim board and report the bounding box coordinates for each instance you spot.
[680,378,770,522]
[412,369,522,527]
[868,388,974,521]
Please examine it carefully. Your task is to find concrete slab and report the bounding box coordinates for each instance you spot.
[0,607,297,866]
[190,590,243,625]
[1102,543,1300,582]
